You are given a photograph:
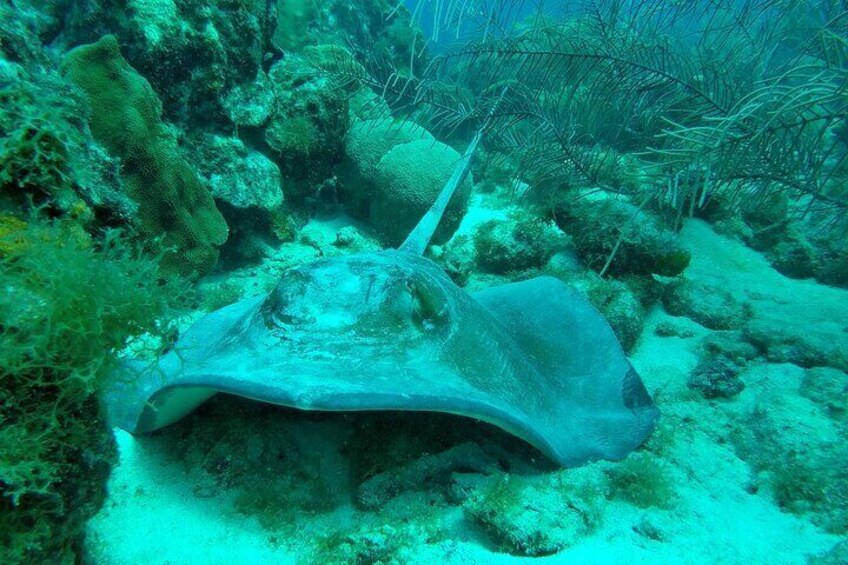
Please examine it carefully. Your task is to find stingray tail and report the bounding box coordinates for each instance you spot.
[399,88,507,255]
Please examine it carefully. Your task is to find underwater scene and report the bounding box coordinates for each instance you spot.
[1,0,847,563]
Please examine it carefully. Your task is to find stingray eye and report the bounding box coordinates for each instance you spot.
[261,295,298,336]
[261,273,311,335]
[408,279,450,332]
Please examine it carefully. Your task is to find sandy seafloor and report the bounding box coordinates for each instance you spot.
[84,197,846,564]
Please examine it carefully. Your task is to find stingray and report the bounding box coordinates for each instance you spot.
[106,126,659,466]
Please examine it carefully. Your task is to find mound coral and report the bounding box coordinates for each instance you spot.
[337,117,433,216]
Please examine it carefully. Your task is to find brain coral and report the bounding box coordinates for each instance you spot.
[61,35,228,275]
[371,138,473,247]
[338,118,470,246]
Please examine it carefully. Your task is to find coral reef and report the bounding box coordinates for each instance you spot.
[187,133,282,214]
[0,50,131,224]
[743,319,848,373]
[809,540,848,565]
[700,332,760,367]
[185,132,284,265]
[261,52,353,204]
[3,1,847,563]
[58,0,275,125]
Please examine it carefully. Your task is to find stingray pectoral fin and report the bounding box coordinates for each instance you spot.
[472,276,660,459]
[104,359,215,432]
[133,386,217,433]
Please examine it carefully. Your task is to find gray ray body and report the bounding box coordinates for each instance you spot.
[106,126,659,466]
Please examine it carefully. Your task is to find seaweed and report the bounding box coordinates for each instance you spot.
[607,452,675,509]
[0,218,188,563]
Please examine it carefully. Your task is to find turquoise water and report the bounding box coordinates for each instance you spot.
[1,1,846,563]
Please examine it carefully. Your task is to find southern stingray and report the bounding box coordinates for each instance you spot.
[107,126,659,466]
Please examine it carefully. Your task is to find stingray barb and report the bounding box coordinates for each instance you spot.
[105,120,659,466]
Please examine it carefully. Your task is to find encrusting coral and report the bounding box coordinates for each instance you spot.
[61,35,228,276]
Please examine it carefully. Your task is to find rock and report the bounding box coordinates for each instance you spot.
[701,333,759,366]
[634,516,667,541]
[800,367,848,420]
[464,469,606,557]
[474,212,559,274]
[562,272,646,354]
[313,524,413,565]
[446,472,489,504]
[222,72,275,128]
[188,133,282,212]
[554,195,690,277]
[743,319,848,372]
[730,389,848,533]
[428,235,476,286]
[332,226,379,253]
[663,278,750,330]
[766,228,818,279]
[688,356,745,399]
[654,321,696,338]
[357,443,494,510]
